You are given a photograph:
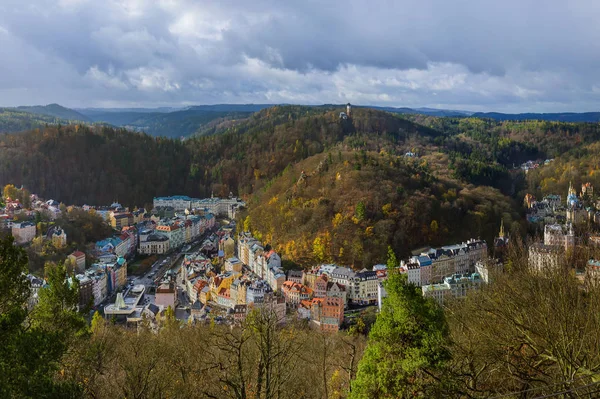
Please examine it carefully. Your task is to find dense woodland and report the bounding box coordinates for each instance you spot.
[5,106,600,266]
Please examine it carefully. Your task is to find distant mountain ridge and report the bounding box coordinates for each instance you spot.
[16,103,91,122]
[5,103,600,137]
[472,111,600,122]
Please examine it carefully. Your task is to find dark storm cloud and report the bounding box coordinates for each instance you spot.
[0,0,599,111]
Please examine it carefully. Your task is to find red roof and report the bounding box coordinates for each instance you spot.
[71,251,85,258]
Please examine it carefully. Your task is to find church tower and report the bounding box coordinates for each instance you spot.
[499,219,505,238]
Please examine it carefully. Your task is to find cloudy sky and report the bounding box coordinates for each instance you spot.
[0,0,598,112]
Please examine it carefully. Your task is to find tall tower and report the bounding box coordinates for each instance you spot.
[346,103,351,117]
[565,223,575,253]
[499,219,505,238]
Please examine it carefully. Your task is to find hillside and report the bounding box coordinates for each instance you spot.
[83,108,254,138]
[16,104,91,122]
[473,111,600,123]
[525,140,600,198]
[243,148,521,268]
[0,107,89,134]
[8,106,600,265]
[0,125,192,207]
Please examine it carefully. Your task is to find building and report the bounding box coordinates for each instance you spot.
[68,251,86,273]
[287,270,304,284]
[237,232,286,292]
[11,221,36,244]
[310,296,344,332]
[327,266,378,305]
[156,223,184,250]
[153,195,194,211]
[408,239,488,285]
[528,243,565,272]
[26,274,46,309]
[377,282,387,311]
[582,182,594,198]
[51,226,67,248]
[139,233,170,255]
[422,273,483,305]
[233,304,248,325]
[475,260,503,284]
[110,212,134,230]
[113,257,128,289]
[282,281,313,308]
[313,275,328,298]
[155,282,177,309]
[326,281,347,307]
[225,257,243,273]
[407,263,421,286]
[540,223,575,254]
[153,195,246,218]
[86,266,108,306]
[76,274,93,309]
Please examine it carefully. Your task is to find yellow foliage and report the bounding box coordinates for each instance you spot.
[365,226,374,237]
[332,213,343,228]
[268,195,278,205]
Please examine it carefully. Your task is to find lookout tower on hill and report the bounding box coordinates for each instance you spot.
[346,103,352,117]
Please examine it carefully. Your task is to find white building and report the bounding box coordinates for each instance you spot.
[139,233,170,255]
[327,266,378,305]
[422,273,483,306]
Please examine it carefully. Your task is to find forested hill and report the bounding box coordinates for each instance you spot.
[0,106,450,207]
[16,104,92,122]
[472,111,600,123]
[0,126,193,207]
[0,108,82,134]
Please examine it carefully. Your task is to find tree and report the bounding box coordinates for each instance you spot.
[385,246,398,270]
[33,262,87,339]
[355,201,366,222]
[3,183,17,201]
[0,237,83,398]
[243,215,252,232]
[350,272,450,398]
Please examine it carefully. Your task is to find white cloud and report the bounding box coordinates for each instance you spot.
[0,0,599,111]
[85,66,128,89]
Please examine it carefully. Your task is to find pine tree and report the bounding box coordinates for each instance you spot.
[350,272,450,398]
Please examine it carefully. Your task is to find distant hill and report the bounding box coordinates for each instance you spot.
[0,108,78,134]
[16,103,91,122]
[472,111,600,122]
[82,108,254,138]
[371,105,473,117]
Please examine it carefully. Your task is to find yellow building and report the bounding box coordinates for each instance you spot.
[51,227,67,248]
[115,257,128,289]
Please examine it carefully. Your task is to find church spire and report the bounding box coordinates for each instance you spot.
[569,180,576,196]
[499,219,505,238]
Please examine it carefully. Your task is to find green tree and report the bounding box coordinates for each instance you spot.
[350,272,450,398]
[33,262,87,339]
[355,201,366,222]
[386,246,398,270]
[0,237,83,398]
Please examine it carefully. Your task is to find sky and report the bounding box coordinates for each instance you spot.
[0,0,599,112]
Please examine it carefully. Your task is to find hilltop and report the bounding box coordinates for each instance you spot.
[16,103,92,122]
